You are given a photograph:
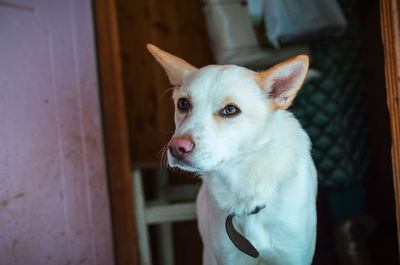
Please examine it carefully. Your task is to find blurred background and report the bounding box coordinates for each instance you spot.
[115,0,398,264]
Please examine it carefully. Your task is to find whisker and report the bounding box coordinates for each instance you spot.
[162,87,175,97]
[157,144,170,169]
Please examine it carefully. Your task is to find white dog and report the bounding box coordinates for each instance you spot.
[147,44,317,265]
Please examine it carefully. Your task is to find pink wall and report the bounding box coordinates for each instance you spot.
[0,1,114,264]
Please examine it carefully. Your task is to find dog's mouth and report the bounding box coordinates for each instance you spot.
[168,156,228,173]
[168,156,201,172]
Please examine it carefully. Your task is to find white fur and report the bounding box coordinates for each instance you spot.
[166,63,317,265]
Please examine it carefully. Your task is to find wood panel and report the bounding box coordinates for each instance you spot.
[116,0,214,163]
[380,0,400,254]
[93,0,138,264]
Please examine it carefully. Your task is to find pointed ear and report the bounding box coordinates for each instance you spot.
[146,44,197,86]
[255,55,309,110]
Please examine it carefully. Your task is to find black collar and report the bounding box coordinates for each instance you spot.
[225,205,266,258]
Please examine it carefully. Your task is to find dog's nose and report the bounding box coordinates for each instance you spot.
[168,135,194,160]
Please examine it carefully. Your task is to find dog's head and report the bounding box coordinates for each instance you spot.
[147,44,308,173]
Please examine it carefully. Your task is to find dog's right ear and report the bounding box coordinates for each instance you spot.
[255,55,309,110]
[146,44,197,86]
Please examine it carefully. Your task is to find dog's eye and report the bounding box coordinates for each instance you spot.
[221,104,241,117]
[177,98,191,112]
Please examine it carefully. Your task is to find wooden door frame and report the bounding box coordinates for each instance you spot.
[93,0,138,264]
[381,0,400,255]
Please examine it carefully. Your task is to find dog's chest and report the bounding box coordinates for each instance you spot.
[197,179,317,265]
[196,185,284,264]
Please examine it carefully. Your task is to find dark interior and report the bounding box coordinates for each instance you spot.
[114,0,399,264]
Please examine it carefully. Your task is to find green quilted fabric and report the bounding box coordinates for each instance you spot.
[290,0,371,187]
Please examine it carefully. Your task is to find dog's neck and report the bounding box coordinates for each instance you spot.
[202,111,307,216]
[202,151,279,216]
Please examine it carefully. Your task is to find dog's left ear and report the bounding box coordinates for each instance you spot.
[255,55,309,110]
[147,43,197,86]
